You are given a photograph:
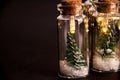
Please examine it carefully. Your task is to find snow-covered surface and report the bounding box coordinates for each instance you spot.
[93,52,120,72]
[60,60,88,78]
[97,49,116,55]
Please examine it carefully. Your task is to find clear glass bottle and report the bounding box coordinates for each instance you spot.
[92,1,120,72]
[82,0,98,68]
[57,0,89,79]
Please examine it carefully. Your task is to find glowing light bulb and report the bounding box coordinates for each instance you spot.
[84,17,88,23]
[70,16,75,34]
[85,24,89,32]
[97,17,103,23]
[84,17,89,32]
[102,27,108,33]
[118,23,120,30]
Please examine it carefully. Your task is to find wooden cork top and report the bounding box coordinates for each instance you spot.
[96,2,117,13]
[95,0,118,13]
[58,0,82,15]
[98,0,117,2]
[61,0,82,5]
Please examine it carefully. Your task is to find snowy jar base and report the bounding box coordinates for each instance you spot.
[59,60,89,79]
[92,52,120,72]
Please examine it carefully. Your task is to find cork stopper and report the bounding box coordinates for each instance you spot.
[95,0,118,13]
[61,0,81,5]
[96,2,117,13]
[98,0,117,2]
[57,0,82,15]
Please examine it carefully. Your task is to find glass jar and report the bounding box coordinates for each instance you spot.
[82,0,98,67]
[92,1,120,72]
[57,0,89,79]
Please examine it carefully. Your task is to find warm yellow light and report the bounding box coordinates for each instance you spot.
[70,16,75,34]
[97,17,106,27]
[58,20,62,29]
[118,23,120,30]
[85,24,89,32]
[84,17,88,23]
[112,17,120,20]
[102,27,108,33]
[84,17,89,32]
[97,17,103,23]
[86,29,89,32]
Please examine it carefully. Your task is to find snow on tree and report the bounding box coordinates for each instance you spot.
[66,32,87,69]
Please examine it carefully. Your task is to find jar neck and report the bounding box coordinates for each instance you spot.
[97,12,119,17]
[59,14,83,18]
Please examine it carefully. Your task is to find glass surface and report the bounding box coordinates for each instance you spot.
[92,13,120,72]
[57,15,89,79]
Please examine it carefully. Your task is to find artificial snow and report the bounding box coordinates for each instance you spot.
[60,60,88,78]
[93,52,120,72]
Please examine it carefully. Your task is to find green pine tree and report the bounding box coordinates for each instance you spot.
[97,26,116,58]
[66,32,87,69]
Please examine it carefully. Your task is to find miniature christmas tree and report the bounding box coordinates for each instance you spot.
[66,32,87,69]
[97,23,118,58]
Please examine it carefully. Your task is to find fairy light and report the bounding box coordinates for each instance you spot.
[101,22,108,33]
[97,16,109,33]
[97,17,104,23]
[69,16,75,34]
[97,17,106,27]
[102,27,108,33]
[118,23,120,30]
[84,17,89,32]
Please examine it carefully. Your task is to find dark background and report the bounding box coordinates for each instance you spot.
[0,0,59,80]
[0,0,120,80]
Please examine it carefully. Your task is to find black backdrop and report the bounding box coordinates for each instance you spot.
[0,0,60,80]
[1,0,120,80]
